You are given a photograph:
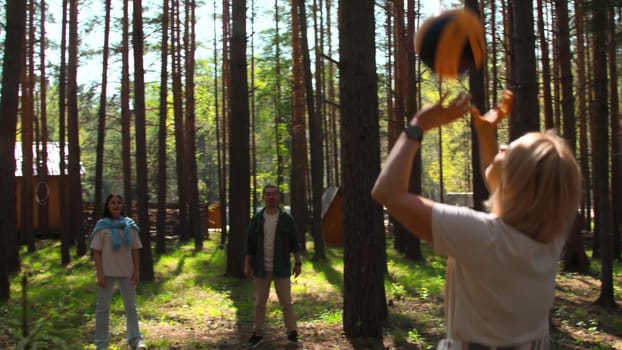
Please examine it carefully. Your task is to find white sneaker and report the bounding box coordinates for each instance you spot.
[132,340,147,350]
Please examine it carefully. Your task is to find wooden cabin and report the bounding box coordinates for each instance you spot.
[321,187,343,246]
[15,142,84,234]
[207,201,221,229]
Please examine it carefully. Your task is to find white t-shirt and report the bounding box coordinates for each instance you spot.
[263,211,279,272]
[90,227,142,277]
[431,203,564,346]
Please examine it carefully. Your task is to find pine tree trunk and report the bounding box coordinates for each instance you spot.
[502,0,513,111]
[94,0,112,226]
[607,4,621,261]
[68,0,85,256]
[536,0,554,130]
[509,0,539,140]
[184,0,202,249]
[0,0,26,299]
[21,0,36,252]
[218,0,231,246]
[555,0,588,272]
[59,0,70,266]
[574,0,591,233]
[556,0,574,149]
[250,0,258,210]
[392,0,421,258]
[37,0,50,239]
[225,0,251,278]
[216,0,228,246]
[171,0,188,240]
[133,0,155,282]
[156,0,170,254]
[489,0,497,104]
[290,0,309,252]
[465,0,488,212]
[274,0,284,193]
[590,0,615,308]
[340,0,387,340]
[325,0,339,186]
[121,0,133,219]
[297,0,326,260]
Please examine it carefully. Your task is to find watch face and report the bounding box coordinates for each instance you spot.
[406,125,423,141]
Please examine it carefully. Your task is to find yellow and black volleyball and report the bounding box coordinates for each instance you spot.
[415,8,486,79]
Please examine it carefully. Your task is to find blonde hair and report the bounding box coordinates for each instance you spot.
[485,131,582,243]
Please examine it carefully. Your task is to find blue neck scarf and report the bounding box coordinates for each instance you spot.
[91,216,140,251]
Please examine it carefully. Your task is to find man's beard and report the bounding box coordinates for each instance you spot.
[266,202,279,209]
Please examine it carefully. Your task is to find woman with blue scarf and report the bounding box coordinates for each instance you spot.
[90,193,147,350]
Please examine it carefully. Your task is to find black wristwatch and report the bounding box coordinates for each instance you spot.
[404,124,424,142]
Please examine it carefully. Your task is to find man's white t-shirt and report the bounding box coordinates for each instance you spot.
[263,211,279,272]
[431,203,564,346]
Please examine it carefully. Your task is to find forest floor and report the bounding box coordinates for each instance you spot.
[1,237,621,350]
[141,271,622,350]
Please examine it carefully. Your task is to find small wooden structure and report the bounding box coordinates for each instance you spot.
[15,142,83,233]
[321,187,343,246]
[207,201,221,229]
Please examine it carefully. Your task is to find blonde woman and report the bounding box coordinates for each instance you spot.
[372,90,581,350]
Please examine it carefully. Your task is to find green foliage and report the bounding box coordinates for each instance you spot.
[28,0,296,206]
[407,328,434,349]
[418,82,476,199]
[414,78,517,199]
[0,267,79,349]
[0,315,75,350]
[385,250,445,300]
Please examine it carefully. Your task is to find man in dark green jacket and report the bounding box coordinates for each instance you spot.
[244,184,302,348]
